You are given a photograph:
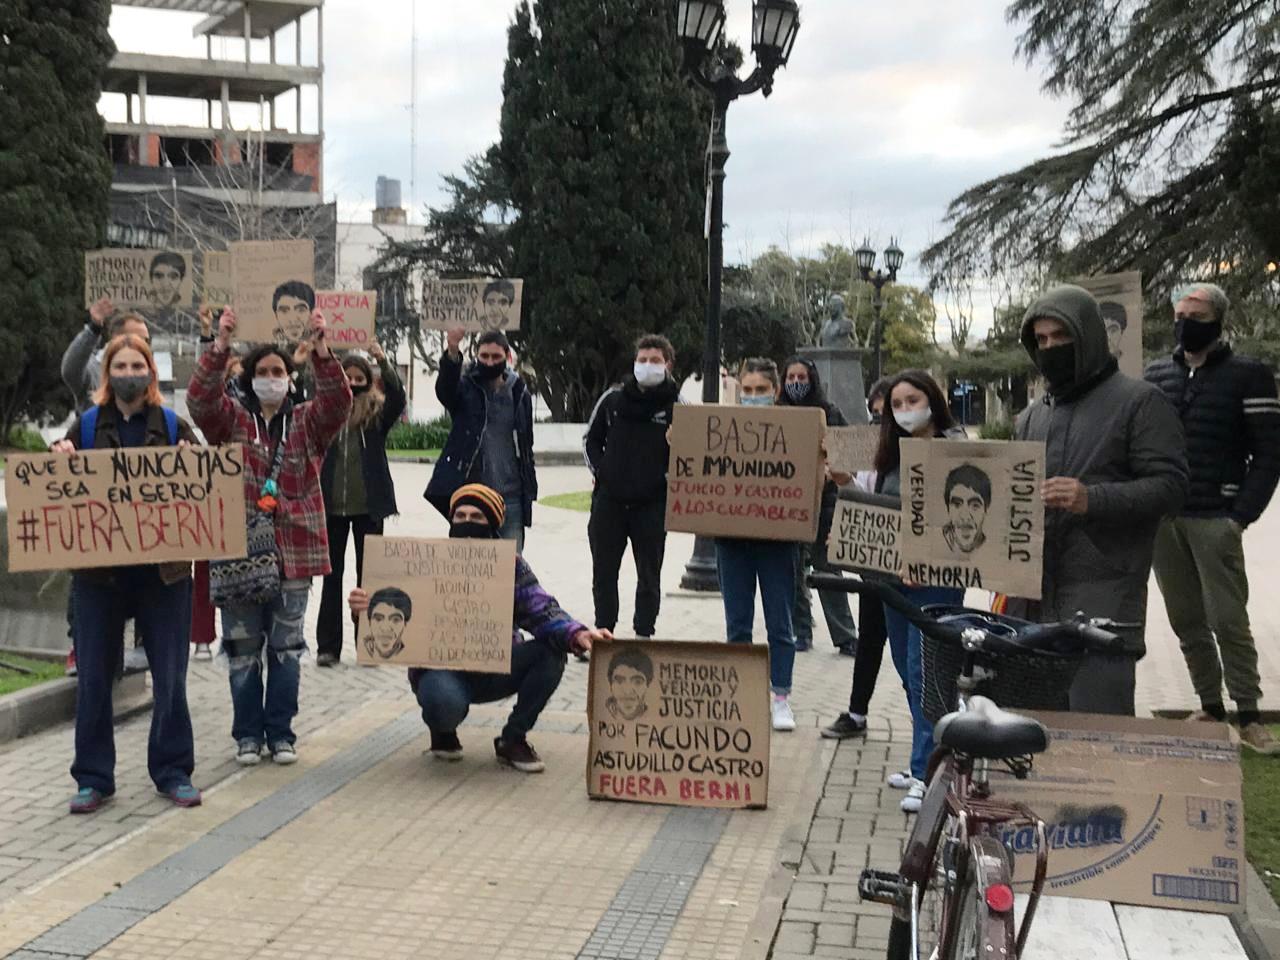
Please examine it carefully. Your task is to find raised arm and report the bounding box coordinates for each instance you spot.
[186,309,244,445]
[371,344,407,435]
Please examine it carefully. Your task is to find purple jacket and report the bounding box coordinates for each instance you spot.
[408,554,586,689]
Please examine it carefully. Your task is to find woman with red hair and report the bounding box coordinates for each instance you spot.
[50,331,202,814]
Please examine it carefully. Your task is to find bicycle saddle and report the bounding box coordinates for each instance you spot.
[934,696,1048,760]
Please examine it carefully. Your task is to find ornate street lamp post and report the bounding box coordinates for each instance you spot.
[856,237,904,383]
[674,0,801,592]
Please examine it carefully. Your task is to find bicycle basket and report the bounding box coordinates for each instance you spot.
[920,627,1084,725]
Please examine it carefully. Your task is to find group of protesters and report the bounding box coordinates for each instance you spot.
[51,272,1279,817]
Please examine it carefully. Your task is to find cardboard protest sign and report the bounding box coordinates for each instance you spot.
[6,445,247,572]
[356,535,517,672]
[587,639,770,809]
[228,239,315,343]
[899,439,1045,598]
[84,249,195,310]
[420,278,524,332]
[826,490,901,577]
[665,404,825,543]
[316,290,377,348]
[202,251,233,309]
[1074,271,1143,379]
[993,712,1243,914]
[825,425,880,475]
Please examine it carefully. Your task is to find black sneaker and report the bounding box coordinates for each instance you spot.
[316,653,338,667]
[494,736,545,773]
[835,643,857,658]
[821,713,868,740]
[795,638,813,652]
[430,730,464,761]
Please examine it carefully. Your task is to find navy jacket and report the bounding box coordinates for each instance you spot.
[321,358,407,523]
[424,351,537,526]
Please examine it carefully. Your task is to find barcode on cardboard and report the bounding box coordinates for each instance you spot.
[1152,874,1239,904]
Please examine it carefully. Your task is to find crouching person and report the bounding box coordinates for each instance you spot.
[348,483,609,772]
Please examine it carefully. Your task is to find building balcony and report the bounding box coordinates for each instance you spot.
[104,51,320,103]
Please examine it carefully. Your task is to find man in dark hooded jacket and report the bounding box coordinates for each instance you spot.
[1015,285,1189,715]
[584,334,681,643]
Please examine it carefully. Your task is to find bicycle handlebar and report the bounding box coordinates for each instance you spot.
[806,573,1123,657]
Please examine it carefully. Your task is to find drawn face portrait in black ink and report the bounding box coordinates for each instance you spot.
[480,279,515,332]
[1100,301,1128,359]
[148,252,186,309]
[943,464,991,556]
[365,587,411,660]
[272,280,316,342]
[606,649,653,721]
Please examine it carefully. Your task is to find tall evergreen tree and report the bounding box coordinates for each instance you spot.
[498,0,707,420]
[0,1,114,437]
[923,1,1280,312]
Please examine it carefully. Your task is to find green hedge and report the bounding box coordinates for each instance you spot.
[386,417,452,451]
[5,427,48,452]
[978,421,1014,441]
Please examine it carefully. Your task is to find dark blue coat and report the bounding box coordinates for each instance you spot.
[424,351,537,526]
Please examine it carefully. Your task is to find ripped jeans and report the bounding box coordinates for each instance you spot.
[221,579,311,748]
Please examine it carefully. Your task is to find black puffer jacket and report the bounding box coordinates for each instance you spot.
[1144,344,1280,526]
[583,376,680,502]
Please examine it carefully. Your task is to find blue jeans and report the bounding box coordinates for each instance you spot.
[71,569,194,794]
[414,639,565,742]
[884,585,964,781]
[501,496,525,553]
[715,539,798,695]
[221,579,311,747]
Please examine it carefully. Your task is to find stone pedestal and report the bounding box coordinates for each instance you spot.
[798,347,869,425]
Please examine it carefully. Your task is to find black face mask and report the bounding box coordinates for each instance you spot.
[868,412,882,426]
[1175,317,1222,354]
[1035,343,1077,393]
[476,361,505,381]
[350,383,371,396]
[449,521,493,540]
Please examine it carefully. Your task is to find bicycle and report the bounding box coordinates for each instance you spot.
[807,574,1125,960]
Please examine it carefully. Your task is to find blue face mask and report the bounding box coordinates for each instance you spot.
[741,394,775,407]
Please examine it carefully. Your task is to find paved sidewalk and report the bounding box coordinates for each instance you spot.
[2,462,1278,959]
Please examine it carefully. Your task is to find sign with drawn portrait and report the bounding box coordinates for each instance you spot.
[665,404,826,543]
[898,439,1045,599]
[587,639,770,809]
[420,278,524,332]
[84,249,195,311]
[356,535,517,672]
[1074,271,1143,379]
[826,490,902,578]
[5,445,247,572]
[228,239,315,343]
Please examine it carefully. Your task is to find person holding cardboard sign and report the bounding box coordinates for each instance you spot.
[870,370,967,813]
[777,356,858,655]
[49,334,202,815]
[714,359,803,733]
[188,305,352,767]
[1014,285,1187,717]
[348,484,609,773]
[315,344,407,666]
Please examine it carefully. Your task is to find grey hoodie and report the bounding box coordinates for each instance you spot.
[1014,285,1188,656]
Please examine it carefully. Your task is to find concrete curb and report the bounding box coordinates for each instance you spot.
[0,672,151,745]
[1236,862,1280,960]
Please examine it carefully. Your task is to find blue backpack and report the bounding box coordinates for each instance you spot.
[80,404,179,449]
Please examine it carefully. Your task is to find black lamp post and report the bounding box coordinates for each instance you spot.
[856,237,904,383]
[674,0,801,592]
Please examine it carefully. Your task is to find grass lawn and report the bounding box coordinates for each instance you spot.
[1242,730,1280,903]
[0,654,65,697]
[386,449,442,461]
[540,490,592,512]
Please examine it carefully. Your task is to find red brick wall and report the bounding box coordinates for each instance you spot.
[143,134,160,167]
[292,142,321,191]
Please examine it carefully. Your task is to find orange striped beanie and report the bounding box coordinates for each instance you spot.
[449,483,506,530]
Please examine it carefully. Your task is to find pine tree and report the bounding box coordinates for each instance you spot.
[498,0,707,420]
[923,1,1280,311]
[0,1,114,438]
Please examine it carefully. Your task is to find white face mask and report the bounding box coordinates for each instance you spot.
[893,406,932,434]
[253,376,290,405]
[634,361,668,387]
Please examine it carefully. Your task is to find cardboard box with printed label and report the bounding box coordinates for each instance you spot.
[991,712,1243,914]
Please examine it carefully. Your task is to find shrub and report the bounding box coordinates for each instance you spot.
[6,427,48,452]
[978,420,1013,441]
[386,417,452,451]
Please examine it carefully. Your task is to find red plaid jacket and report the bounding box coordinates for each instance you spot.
[188,344,352,579]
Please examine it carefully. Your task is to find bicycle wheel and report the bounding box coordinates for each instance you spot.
[945,837,1017,960]
[886,817,961,960]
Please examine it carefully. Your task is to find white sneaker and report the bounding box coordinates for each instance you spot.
[900,779,925,813]
[771,697,797,732]
[887,770,913,790]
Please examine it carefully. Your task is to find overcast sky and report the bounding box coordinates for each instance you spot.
[107,0,1070,330]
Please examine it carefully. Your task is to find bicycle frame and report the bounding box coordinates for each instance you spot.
[895,641,1051,959]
